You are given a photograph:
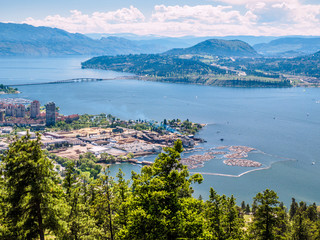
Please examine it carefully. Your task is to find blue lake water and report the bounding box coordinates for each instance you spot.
[1,56,320,206]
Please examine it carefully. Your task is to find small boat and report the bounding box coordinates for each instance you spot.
[312,162,316,165]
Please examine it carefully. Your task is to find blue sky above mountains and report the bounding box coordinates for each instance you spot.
[1,0,320,36]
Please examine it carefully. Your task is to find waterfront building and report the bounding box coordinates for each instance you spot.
[30,100,40,119]
[45,102,56,126]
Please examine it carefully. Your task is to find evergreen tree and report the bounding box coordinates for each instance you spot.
[204,189,244,240]
[1,133,67,240]
[249,189,288,240]
[63,188,99,240]
[306,203,318,222]
[113,169,131,233]
[241,201,246,211]
[291,205,312,240]
[246,204,251,214]
[290,198,299,220]
[91,170,116,239]
[63,162,77,200]
[119,140,204,239]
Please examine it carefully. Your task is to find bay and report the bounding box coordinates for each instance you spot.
[1,56,319,206]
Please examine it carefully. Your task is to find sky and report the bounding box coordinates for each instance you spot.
[1,0,320,37]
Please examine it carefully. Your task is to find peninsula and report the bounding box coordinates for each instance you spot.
[0,84,19,94]
[82,54,292,88]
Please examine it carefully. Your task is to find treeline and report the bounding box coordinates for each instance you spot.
[212,79,292,88]
[1,135,320,239]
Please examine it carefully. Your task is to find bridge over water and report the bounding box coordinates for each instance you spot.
[7,76,137,87]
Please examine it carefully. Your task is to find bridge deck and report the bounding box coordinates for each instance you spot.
[7,76,137,87]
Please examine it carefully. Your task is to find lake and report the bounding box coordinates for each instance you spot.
[1,56,320,206]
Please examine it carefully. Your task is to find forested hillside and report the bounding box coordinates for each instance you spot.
[82,54,227,76]
[164,39,259,57]
[82,54,292,87]
[0,135,319,239]
[218,51,320,80]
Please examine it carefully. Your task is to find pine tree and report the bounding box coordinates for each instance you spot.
[119,140,204,239]
[91,169,115,239]
[204,189,244,240]
[63,162,77,200]
[113,169,131,233]
[62,162,100,239]
[246,204,251,214]
[1,133,67,240]
[290,198,299,220]
[306,203,318,222]
[241,201,246,211]
[291,205,312,240]
[249,189,288,240]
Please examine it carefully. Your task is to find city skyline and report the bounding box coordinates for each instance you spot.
[1,0,320,37]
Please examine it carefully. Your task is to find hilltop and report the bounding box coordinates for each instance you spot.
[164,39,259,57]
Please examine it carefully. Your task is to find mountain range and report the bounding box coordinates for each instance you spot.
[0,23,168,56]
[1,22,320,58]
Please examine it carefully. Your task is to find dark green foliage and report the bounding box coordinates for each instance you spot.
[291,204,313,240]
[2,137,320,239]
[246,204,251,214]
[118,139,204,239]
[91,170,115,239]
[290,198,299,220]
[204,189,244,239]
[0,133,67,240]
[241,200,246,210]
[249,189,288,240]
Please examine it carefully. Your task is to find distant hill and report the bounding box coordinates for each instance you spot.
[0,23,162,56]
[81,54,291,87]
[164,39,259,57]
[81,54,227,76]
[253,37,320,57]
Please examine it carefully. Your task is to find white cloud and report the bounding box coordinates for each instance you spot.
[22,2,320,37]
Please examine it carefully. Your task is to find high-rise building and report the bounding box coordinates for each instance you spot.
[15,104,25,118]
[45,102,56,126]
[30,100,40,119]
[5,104,14,116]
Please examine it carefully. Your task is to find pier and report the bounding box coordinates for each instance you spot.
[7,76,137,87]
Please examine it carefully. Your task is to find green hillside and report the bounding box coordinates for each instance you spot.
[164,39,259,57]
